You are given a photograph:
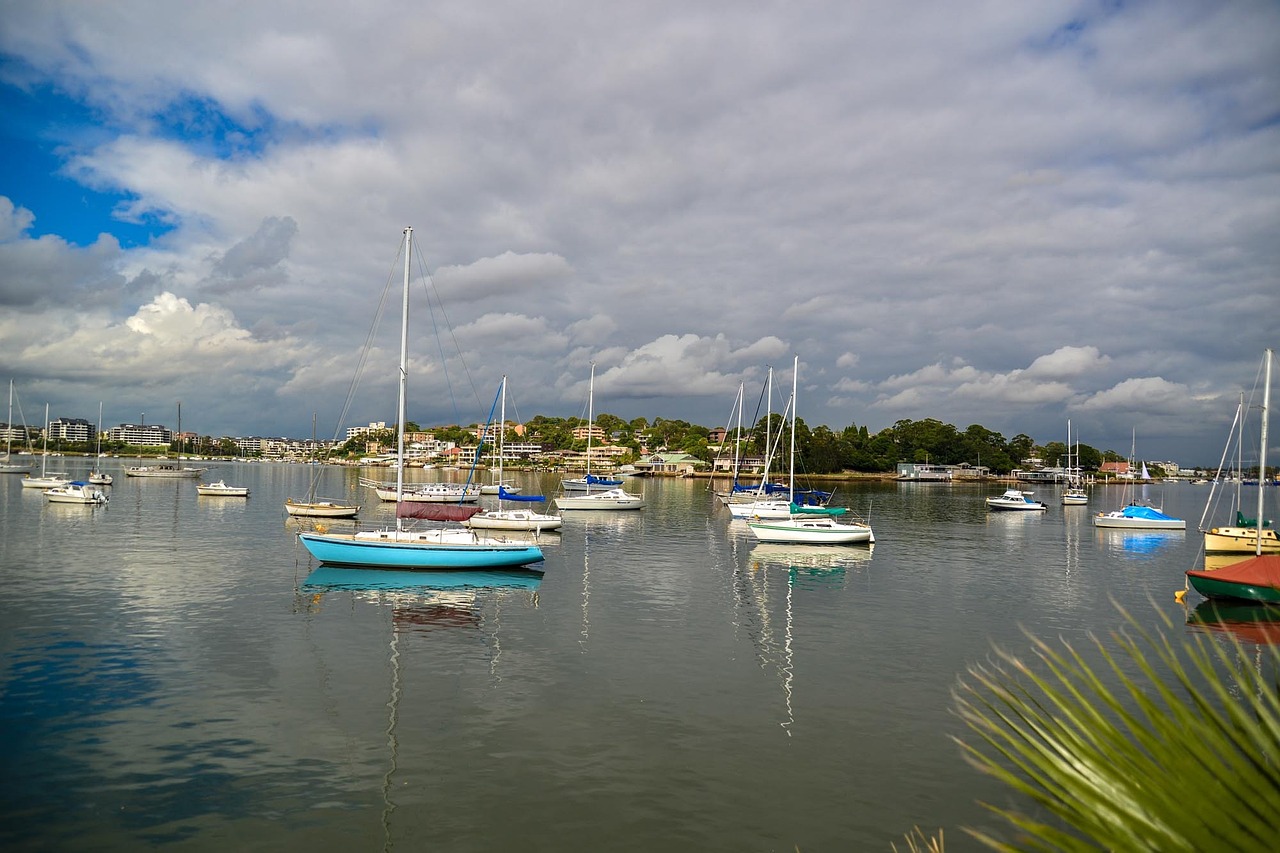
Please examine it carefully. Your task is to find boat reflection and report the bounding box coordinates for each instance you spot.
[302,565,544,593]
[1187,599,1280,646]
[1202,552,1268,573]
[300,566,542,632]
[748,542,874,572]
[1094,528,1184,556]
[739,543,871,737]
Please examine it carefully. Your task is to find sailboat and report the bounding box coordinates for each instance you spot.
[554,363,644,511]
[285,413,360,517]
[727,388,798,519]
[297,227,544,570]
[1061,419,1087,505]
[1,379,32,473]
[1093,429,1185,530]
[466,377,563,532]
[124,403,206,478]
[746,357,874,545]
[1200,352,1278,554]
[20,404,71,489]
[88,401,112,485]
[557,363,625,494]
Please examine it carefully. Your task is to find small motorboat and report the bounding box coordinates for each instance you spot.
[985,489,1048,511]
[45,481,109,505]
[197,480,250,497]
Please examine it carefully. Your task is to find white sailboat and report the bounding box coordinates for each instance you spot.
[727,383,796,519]
[1093,429,1185,530]
[466,377,563,532]
[285,414,360,517]
[88,401,112,485]
[1061,419,1087,505]
[1,379,32,473]
[21,404,71,489]
[554,363,644,511]
[297,227,544,570]
[1201,348,1277,553]
[124,403,206,478]
[746,357,874,545]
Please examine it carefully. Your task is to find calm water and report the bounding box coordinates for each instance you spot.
[0,464,1252,851]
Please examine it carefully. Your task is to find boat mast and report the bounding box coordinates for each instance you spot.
[41,403,49,476]
[498,375,507,507]
[5,380,12,461]
[732,381,744,486]
[585,362,595,485]
[396,227,412,532]
[788,355,798,504]
[1256,348,1271,555]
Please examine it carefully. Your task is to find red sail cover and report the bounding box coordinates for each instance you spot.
[396,502,482,521]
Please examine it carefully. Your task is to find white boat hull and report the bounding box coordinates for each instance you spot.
[21,474,70,489]
[1093,513,1186,530]
[198,481,249,497]
[126,465,205,478]
[372,485,480,503]
[726,499,793,519]
[285,499,360,518]
[45,483,108,504]
[555,488,645,510]
[465,509,563,532]
[561,478,623,492]
[986,490,1048,511]
[747,517,874,545]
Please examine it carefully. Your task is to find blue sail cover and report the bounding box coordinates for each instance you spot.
[584,474,622,486]
[498,486,545,502]
[1120,504,1179,521]
[732,481,787,494]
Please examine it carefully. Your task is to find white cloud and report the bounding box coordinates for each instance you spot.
[0,1,1275,459]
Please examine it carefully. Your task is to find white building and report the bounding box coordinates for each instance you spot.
[109,423,172,446]
[49,417,94,443]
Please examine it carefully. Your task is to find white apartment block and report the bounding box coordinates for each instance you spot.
[346,422,388,440]
[49,417,94,442]
[109,423,173,446]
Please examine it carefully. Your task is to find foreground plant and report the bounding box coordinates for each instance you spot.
[952,609,1280,851]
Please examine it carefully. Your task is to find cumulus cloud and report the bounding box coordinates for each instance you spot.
[0,2,1274,457]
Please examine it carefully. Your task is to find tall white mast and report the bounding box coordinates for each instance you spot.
[585,362,595,482]
[1256,348,1272,555]
[396,227,412,531]
[788,355,798,504]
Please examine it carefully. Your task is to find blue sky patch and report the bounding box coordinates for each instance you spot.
[0,81,175,248]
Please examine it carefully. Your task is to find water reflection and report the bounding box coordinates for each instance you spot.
[748,542,874,571]
[1094,528,1185,557]
[298,565,543,852]
[742,544,871,737]
[301,566,543,594]
[1186,599,1280,646]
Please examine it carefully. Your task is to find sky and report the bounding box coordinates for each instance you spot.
[1,1,1277,465]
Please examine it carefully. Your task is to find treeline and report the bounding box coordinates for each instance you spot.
[405,414,1119,476]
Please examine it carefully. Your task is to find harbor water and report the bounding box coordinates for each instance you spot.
[0,464,1245,851]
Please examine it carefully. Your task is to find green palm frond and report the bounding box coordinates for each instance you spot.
[952,606,1280,852]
